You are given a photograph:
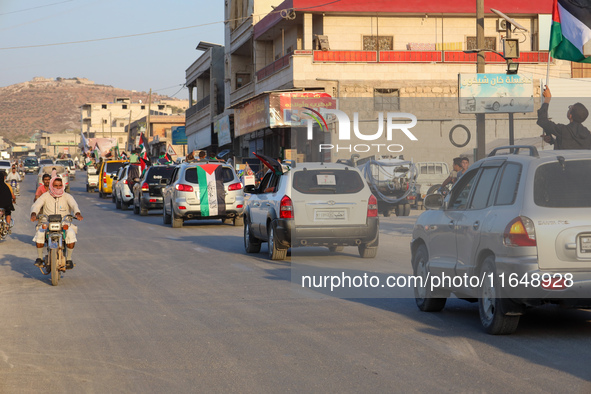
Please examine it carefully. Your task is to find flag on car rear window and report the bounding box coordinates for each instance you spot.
[550,0,591,62]
[196,164,226,217]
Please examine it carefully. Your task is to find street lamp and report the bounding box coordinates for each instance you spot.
[462,49,518,74]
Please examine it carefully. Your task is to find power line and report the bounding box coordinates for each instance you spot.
[0,0,74,16]
[0,0,342,50]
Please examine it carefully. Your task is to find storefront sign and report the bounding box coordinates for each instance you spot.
[172,126,187,145]
[458,73,534,114]
[270,92,336,127]
[234,95,270,136]
[214,115,232,146]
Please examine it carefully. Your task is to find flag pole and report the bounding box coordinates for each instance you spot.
[545,53,552,89]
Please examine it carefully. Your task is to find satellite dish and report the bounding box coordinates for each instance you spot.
[490,8,528,32]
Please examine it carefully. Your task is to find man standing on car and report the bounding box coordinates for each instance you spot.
[30,176,83,269]
[537,86,591,149]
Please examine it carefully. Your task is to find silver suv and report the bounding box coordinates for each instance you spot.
[412,146,591,334]
[162,161,244,228]
[244,160,379,260]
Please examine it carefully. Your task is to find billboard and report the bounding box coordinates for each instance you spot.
[214,116,232,146]
[172,126,187,145]
[458,73,534,114]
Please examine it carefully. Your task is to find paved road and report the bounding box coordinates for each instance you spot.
[0,174,589,392]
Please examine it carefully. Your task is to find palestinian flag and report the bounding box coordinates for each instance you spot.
[138,133,149,160]
[196,164,226,217]
[550,0,591,63]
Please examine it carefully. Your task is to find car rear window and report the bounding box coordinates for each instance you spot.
[25,158,38,165]
[0,161,11,166]
[40,160,53,165]
[105,162,125,175]
[185,166,235,183]
[147,167,176,182]
[534,160,591,207]
[293,169,365,194]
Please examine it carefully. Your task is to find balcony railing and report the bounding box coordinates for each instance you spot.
[311,50,549,64]
[256,52,292,81]
[185,95,210,118]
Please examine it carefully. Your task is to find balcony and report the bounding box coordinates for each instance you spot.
[186,95,210,118]
[256,52,292,81]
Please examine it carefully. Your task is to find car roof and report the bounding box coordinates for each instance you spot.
[291,162,360,171]
[482,148,591,166]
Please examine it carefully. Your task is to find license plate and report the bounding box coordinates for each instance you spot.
[580,236,591,253]
[315,209,346,221]
[49,240,59,249]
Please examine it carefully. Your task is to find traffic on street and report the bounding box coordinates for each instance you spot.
[0,170,589,392]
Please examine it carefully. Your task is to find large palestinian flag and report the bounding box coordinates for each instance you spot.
[196,164,226,217]
[550,0,591,63]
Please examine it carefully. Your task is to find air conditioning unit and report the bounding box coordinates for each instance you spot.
[496,18,508,32]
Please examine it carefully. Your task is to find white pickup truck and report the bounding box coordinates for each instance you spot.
[410,161,450,209]
[86,165,99,192]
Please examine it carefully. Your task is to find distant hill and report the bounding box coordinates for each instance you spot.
[0,77,185,141]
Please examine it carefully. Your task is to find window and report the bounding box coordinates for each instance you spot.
[158,105,164,110]
[363,36,393,51]
[495,163,521,205]
[292,169,365,194]
[236,73,251,89]
[374,88,400,111]
[103,119,108,124]
[102,104,107,109]
[448,170,478,210]
[119,123,124,127]
[470,167,500,210]
[141,105,146,110]
[185,166,235,184]
[466,36,496,51]
[534,160,591,207]
[122,105,128,109]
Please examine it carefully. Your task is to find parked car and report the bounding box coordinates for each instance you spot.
[133,165,176,216]
[162,160,244,228]
[243,158,379,260]
[97,159,128,198]
[24,157,39,174]
[411,146,591,335]
[113,163,142,210]
[56,159,76,179]
[37,165,70,192]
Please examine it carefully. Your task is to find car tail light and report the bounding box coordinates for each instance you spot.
[103,176,107,183]
[141,182,149,191]
[149,199,157,203]
[178,206,186,210]
[237,204,243,209]
[123,179,128,184]
[280,195,293,219]
[228,182,242,191]
[367,195,378,217]
[504,216,536,247]
[175,184,194,192]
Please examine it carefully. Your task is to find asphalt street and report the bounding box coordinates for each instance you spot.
[0,174,589,392]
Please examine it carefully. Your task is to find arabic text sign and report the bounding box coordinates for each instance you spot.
[458,73,534,114]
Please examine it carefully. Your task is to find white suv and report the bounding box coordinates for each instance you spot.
[244,161,379,260]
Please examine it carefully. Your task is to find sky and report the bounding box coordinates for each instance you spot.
[0,0,225,99]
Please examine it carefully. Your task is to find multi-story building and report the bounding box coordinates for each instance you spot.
[126,115,186,160]
[187,0,577,163]
[80,97,174,150]
[34,130,80,158]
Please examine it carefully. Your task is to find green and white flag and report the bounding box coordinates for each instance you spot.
[196,164,226,217]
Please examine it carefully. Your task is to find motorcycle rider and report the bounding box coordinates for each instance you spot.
[0,171,16,233]
[35,174,51,202]
[6,166,21,194]
[30,176,83,269]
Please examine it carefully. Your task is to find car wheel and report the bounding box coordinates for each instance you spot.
[133,199,140,215]
[172,215,183,228]
[233,216,244,226]
[328,246,344,252]
[139,201,148,216]
[112,192,116,203]
[121,200,128,210]
[115,195,122,209]
[358,233,378,258]
[413,244,447,312]
[244,219,261,253]
[268,224,287,260]
[163,203,171,225]
[478,256,520,335]
[86,184,89,192]
[402,203,411,216]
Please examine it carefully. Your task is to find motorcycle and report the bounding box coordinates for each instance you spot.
[10,179,19,196]
[18,169,24,179]
[0,208,11,240]
[37,214,76,286]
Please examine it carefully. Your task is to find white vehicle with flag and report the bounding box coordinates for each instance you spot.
[161,160,245,228]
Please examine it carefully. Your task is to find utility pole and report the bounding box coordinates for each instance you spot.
[128,110,132,151]
[109,112,112,138]
[146,89,152,158]
[476,0,486,161]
